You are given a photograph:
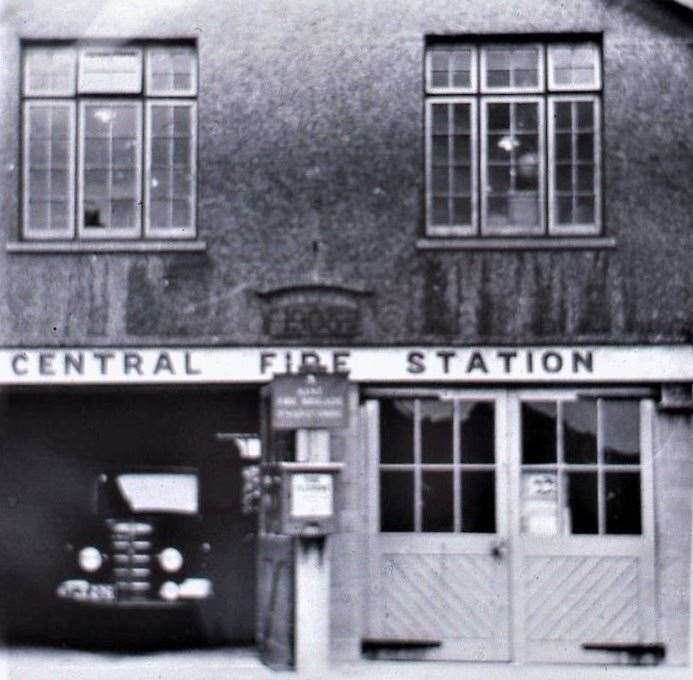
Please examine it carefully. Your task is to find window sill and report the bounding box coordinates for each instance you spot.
[416,236,617,251]
[6,240,207,254]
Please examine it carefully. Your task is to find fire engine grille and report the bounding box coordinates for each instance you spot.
[109,521,154,601]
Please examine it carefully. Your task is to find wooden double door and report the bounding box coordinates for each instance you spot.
[363,389,657,663]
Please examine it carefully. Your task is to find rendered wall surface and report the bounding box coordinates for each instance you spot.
[654,412,693,665]
[0,0,691,346]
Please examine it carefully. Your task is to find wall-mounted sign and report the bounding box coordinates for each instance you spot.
[256,284,372,341]
[290,473,334,519]
[271,372,349,430]
[2,346,693,384]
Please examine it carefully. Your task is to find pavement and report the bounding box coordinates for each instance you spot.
[0,646,692,680]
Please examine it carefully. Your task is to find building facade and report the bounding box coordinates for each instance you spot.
[0,0,692,670]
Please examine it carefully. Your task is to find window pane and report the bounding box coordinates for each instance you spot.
[487,196,509,225]
[28,202,49,229]
[489,165,511,192]
[431,103,448,133]
[147,47,196,95]
[577,101,594,129]
[432,166,448,194]
[485,45,540,90]
[82,103,140,232]
[452,166,470,194]
[452,197,471,225]
[576,196,594,224]
[380,471,414,532]
[488,104,510,131]
[25,103,74,235]
[421,400,453,464]
[432,197,449,225]
[603,401,640,465]
[563,400,597,464]
[25,47,76,95]
[567,472,598,534]
[453,135,471,163]
[522,402,557,464]
[428,47,474,91]
[556,164,572,191]
[453,104,470,132]
[379,399,414,464]
[461,471,495,533]
[422,471,454,532]
[557,195,573,223]
[577,164,594,191]
[555,102,572,130]
[577,132,594,161]
[79,48,142,93]
[549,44,599,89]
[516,103,538,130]
[147,104,195,231]
[606,473,641,534]
[484,101,542,230]
[460,402,495,463]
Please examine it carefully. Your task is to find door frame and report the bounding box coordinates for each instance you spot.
[363,386,658,664]
[363,388,512,660]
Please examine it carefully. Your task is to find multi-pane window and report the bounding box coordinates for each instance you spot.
[425,40,602,238]
[520,399,642,535]
[22,43,197,241]
[379,399,497,533]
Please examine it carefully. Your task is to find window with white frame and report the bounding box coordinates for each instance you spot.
[425,39,602,238]
[22,42,197,241]
[520,398,642,535]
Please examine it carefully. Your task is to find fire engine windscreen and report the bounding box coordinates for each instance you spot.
[115,473,199,514]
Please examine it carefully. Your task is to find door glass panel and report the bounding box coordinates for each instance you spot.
[521,402,557,464]
[421,400,453,464]
[605,472,641,534]
[422,471,454,532]
[461,470,496,533]
[380,471,414,532]
[379,400,414,464]
[460,401,495,463]
[567,471,598,534]
[563,401,597,464]
[603,401,640,464]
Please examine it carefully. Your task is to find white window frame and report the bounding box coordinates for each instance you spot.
[22,100,76,240]
[145,47,198,97]
[480,43,545,94]
[77,99,143,240]
[77,47,143,94]
[517,392,650,537]
[23,46,77,97]
[547,94,602,236]
[547,42,602,92]
[425,96,478,237]
[480,95,546,236]
[425,45,478,95]
[144,99,197,239]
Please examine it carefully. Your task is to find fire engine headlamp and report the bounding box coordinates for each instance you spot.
[78,546,103,573]
[158,547,183,573]
[159,581,180,602]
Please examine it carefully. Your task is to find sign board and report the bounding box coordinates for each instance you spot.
[271,372,349,430]
[1,346,693,384]
[290,473,334,519]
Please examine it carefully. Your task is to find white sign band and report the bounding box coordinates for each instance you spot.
[0,346,691,384]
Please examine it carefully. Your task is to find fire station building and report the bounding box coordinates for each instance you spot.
[0,0,692,673]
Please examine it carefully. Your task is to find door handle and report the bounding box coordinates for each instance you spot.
[490,539,508,560]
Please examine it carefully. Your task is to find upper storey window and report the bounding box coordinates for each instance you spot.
[22,42,197,241]
[425,39,602,239]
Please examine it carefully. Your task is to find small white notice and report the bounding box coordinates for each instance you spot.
[290,473,333,518]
